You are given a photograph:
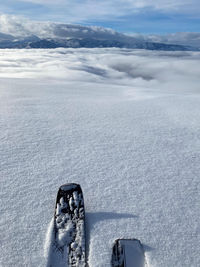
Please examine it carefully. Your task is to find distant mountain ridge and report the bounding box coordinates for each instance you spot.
[0,21,198,51]
[0,34,195,51]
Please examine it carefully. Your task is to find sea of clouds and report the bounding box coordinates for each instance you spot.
[0,48,200,92]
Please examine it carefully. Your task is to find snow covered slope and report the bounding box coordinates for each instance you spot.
[0,48,200,267]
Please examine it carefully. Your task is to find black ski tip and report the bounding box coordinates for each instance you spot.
[112,239,145,267]
[59,183,82,192]
[55,183,84,212]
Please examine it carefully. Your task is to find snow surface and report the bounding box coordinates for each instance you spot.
[0,48,200,267]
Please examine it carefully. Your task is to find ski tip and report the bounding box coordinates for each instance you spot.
[112,239,146,267]
[56,183,84,206]
[115,238,144,249]
[59,183,82,192]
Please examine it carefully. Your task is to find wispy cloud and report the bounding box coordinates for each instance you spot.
[16,0,200,13]
[0,14,50,37]
[0,14,119,38]
[1,0,200,23]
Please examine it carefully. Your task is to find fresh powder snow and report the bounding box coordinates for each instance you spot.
[0,48,200,267]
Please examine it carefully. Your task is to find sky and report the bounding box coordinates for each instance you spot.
[0,0,200,34]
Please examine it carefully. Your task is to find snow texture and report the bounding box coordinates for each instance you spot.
[0,48,200,267]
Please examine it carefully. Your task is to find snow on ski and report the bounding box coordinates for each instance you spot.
[46,183,86,267]
[111,239,146,267]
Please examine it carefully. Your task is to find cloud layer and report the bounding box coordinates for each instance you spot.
[0,14,118,38]
[11,0,200,18]
[0,48,199,96]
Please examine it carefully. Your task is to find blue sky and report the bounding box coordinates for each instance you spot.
[0,0,199,34]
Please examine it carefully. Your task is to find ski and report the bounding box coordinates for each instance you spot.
[46,183,86,267]
[111,239,145,267]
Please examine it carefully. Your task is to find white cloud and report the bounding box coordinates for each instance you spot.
[0,48,199,96]
[130,32,200,48]
[0,14,40,37]
[13,0,200,19]
[0,14,124,39]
